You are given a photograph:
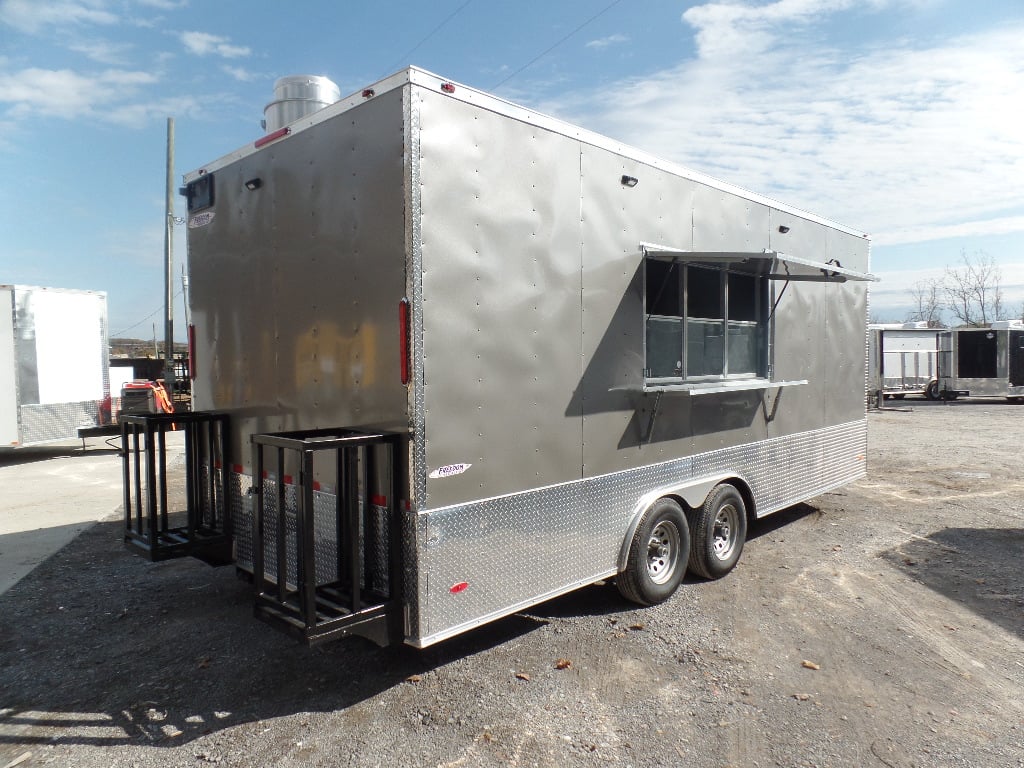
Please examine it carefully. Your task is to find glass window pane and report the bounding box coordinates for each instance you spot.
[687,266,722,319]
[646,317,682,378]
[728,321,758,375]
[646,259,681,317]
[687,318,725,377]
[728,272,758,322]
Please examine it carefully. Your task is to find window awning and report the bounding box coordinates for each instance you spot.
[640,244,878,283]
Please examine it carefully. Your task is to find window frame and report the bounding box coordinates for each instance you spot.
[638,244,876,395]
[644,258,768,386]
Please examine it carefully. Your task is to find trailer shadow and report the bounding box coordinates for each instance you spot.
[885,397,1024,409]
[0,501,825,753]
[0,443,120,468]
[880,527,1024,639]
[0,519,545,751]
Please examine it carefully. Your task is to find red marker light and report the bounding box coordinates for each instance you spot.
[254,126,290,148]
[362,89,375,98]
[450,582,469,594]
[440,82,455,94]
[187,323,196,380]
[399,298,410,385]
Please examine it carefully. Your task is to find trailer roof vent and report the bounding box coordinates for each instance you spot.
[262,74,341,133]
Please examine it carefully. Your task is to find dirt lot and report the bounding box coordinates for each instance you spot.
[1,401,1022,768]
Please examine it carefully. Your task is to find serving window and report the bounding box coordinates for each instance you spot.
[644,259,766,383]
[639,243,876,395]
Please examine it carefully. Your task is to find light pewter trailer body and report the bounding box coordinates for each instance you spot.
[125,67,875,647]
[1,285,109,448]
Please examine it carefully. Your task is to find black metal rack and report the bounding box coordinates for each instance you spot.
[251,428,404,647]
[121,411,231,565]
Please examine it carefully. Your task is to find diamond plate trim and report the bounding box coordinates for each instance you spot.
[412,419,867,646]
[234,474,391,592]
[20,400,102,445]
[405,83,425,637]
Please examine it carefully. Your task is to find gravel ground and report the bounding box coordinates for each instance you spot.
[1,400,1022,768]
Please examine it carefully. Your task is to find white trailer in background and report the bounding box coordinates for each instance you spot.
[0,285,110,448]
[868,323,942,401]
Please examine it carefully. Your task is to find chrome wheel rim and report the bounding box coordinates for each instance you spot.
[647,520,679,584]
[712,503,739,561]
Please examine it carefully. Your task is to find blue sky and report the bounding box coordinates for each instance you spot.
[2,0,1023,338]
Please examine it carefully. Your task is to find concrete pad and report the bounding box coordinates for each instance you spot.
[0,435,173,595]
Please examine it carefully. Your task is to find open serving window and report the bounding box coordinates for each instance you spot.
[641,243,877,395]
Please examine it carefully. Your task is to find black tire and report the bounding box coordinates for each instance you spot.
[687,484,748,580]
[925,380,939,400]
[617,498,690,606]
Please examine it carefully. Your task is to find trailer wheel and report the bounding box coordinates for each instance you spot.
[617,498,689,606]
[925,380,939,400]
[687,484,747,580]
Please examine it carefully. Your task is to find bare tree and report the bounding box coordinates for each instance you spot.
[943,249,1007,327]
[905,278,944,327]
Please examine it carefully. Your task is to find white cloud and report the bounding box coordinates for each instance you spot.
[877,216,1024,247]
[136,0,187,8]
[103,94,202,126]
[681,0,883,58]
[180,30,250,59]
[586,33,629,50]
[0,0,118,33]
[222,65,259,83]
[0,66,160,124]
[540,2,1024,247]
[69,39,133,65]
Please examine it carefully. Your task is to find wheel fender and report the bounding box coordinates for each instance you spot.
[616,473,747,572]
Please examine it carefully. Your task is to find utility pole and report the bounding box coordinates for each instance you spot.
[164,117,176,397]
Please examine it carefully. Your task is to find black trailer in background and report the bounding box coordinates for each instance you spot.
[937,323,1024,400]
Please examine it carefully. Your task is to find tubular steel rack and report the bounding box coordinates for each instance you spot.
[251,428,404,646]
[121,412,231,565]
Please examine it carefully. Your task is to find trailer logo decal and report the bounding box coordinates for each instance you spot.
[429,463,472,479]
[188,211,215,228]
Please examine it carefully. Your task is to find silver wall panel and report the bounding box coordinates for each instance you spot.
[579,149,698,475]
[766,280,825,436]
[825,282,869,424]
[417,91,584,509]
[768,209,828,259]
[825,226,872,273]
[693,185,770,252]
[413,419,866,646]
[188,89,411,468]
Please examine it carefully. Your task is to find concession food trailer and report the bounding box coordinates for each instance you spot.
[121,68,875,647]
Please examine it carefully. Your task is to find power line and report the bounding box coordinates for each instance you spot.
[112,288,183,338]
[492,0,626,89]
[383,0,476,77]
